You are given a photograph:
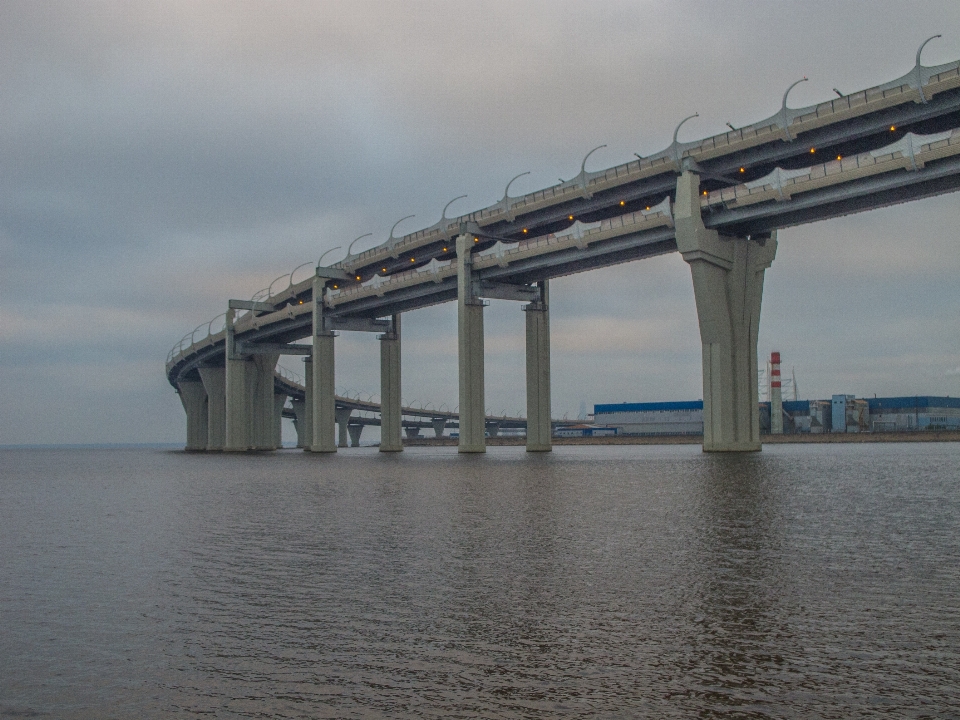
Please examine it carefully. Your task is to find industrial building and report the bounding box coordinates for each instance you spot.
[593,396,960,436]
[592,401,705,436]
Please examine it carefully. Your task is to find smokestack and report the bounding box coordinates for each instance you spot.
[770,351,783,434]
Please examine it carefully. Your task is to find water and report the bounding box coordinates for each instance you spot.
[1,444,958,718]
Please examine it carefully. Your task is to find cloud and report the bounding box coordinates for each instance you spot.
[1,0,959,442]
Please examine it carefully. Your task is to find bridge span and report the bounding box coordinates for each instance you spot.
[167,39,960,453]
[271,367,537,449]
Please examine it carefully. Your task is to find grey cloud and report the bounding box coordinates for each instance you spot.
[2,0,959,443]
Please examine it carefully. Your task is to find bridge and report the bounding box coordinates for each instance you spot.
[167,38,960,453]
[271,366,532,449]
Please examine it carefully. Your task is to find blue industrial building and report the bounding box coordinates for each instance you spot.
[593,397,960,436]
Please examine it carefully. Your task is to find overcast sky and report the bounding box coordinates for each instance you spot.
[2,1,959,445]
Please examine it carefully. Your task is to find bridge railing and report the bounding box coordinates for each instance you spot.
[276,364,304,388]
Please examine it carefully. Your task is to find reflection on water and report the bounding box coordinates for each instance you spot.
[1,444,958,717]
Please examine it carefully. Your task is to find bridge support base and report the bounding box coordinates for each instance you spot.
[336,407,352,448]
[273,392,286,449]
[379,314,403,452]
[310,332,337,453]
[300,357,314,451]
[198,367,226,451]
[431,417,447,438]
[675,171,777,452]
[178,380,208,451]
[291,398,307,448]
[457,233,486,453]
[348,424,364,447]
[225,335,279,451]
[524,281,552,452]
[309,277,337,453]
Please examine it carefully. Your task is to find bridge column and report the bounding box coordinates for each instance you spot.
[524,280,552,452]
[198,367,226,451]
[348,423,364,447]
[405,426,422,439]
[291,398,307,448]
[273,392,286,449]
[336,407,352,448]
[310,276,337,453]
[379,314,403,452]
[224,309,255,451]
[251,354,280,451]
[485,421,501,438]
[431,418,447,438]
[675,171,777,452]
[301,356,313,451]
[457,232,486,453]
[177,380,208,451]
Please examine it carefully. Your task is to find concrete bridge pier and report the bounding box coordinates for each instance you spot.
[224,311,250,451]
[379,314,402,452]
[524,280,552,452]
[431,417,447,438]
[348,423,364,447]
[177,380,208,451]
[198,367,226,450]
[224,356,279,450]
[291,398,307,448]
[300,357,313,451]
[405,426,422,439]
[250,354,281,450]
[273,392,286,449]
[457,233,486,453]
[674,170,777,452]
[310,276,337,453]
[485,421,501,438]
[336,407,352,448]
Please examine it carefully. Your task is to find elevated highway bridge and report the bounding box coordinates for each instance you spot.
[167,39,960,453]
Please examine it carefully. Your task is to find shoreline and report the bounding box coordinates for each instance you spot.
[403,431,960,447]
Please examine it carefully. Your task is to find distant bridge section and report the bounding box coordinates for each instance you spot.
[167,39,960,453]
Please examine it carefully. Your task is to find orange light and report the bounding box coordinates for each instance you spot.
[703,190,708,196]
[299,300,304,304]
[333,285,338,289]
[568,215,574,220]
[355,275,361,281]
[645,206,650,210]
[739,167,745,173]
[836,155,842,161]
[474,237,479,243]
[810,148,816,154]
[382,267,387,272]
[890,125,896,131]
[410,258,416,262]
[619,200,625,206]
[522,228,528,234]
[442,247,448,252]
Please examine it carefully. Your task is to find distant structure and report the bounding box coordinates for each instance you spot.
[770,352,784,435]
[594,396,960,436]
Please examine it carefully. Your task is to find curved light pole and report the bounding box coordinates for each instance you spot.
[915,34,942,103]
[317,245,344,269]
[441,195,467,224]
[289,261,314,287]
[777,78,808,141]
[671,113,699,167]
[267,273,289,298]
[385,215,415,256]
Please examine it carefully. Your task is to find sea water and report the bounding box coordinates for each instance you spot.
[1,443,958,718]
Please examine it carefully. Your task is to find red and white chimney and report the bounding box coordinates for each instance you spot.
[770,351,783,434]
